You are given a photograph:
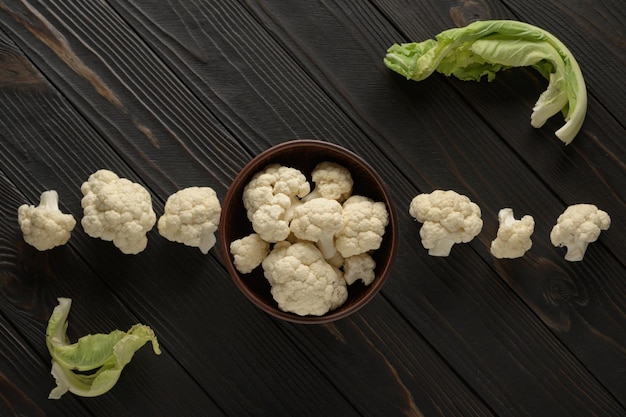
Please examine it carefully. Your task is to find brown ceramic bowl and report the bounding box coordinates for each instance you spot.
[219,140,398,324]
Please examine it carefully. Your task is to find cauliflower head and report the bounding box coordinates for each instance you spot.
[242,164,310,242]
[409,190,483,256]
[343,253,376,286]
[262,241,348,316]
[158,187,221,254]
[230,233,270,274]
[80,169,156,255]
[242,164,310,220]
[289,198,344,259]
[250,194,292,242]
[335,195,389,258]
[17,190,76,251]
[550,203,610,261]
[304,161,353,202]
[490,208,535,259]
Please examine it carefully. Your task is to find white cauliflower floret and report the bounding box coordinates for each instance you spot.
[409,190,483,256]
[229,233,270,274]
[550,203,610,261]
[157,187,221,254]
[80,169,156,255]
[242,164,310,242]
[335,195,389,258]
[17,190,76,251]
[242,164,310,220]
[290,198,344,259]
[262,241,348,316]
[303,161,353,202]
[251,194,292,242]
[490,208,535,259]
[343,253,376,286]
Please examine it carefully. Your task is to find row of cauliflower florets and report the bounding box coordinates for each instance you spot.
[17,164,611,316]
[409,189,611,262]
[17,169,222,255]
[17,166,612,265]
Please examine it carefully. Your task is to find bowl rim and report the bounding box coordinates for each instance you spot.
[218,139,398,324]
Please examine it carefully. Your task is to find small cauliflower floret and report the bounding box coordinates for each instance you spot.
[343,253,376,286]
[290,198,344,259]
[550,203,610,262]
[262,241,348,316]
[335,195,389,258]
[490,208,535,259]
[242,164,310,221]
[17,190,76,251]
[80,169,156,255]
[303,161,353,202]
[157,187,221,254]
[251,194,292,242]
[409,190,483,257]
[242,164,310,242]
[229,233,270,273]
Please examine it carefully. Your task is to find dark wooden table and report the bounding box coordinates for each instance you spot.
[0,0,624,416]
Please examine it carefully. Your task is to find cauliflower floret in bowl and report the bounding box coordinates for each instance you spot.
[219,140,398,324]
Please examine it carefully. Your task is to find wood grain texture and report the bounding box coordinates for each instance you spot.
[0,29,47,91]
[0,0,623,415]
[281,309,499,417]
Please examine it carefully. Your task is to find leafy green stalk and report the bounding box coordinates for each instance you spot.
[46,298,161,399]
[384,20,587,144]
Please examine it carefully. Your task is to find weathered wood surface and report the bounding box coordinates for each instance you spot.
[0,0,623,416]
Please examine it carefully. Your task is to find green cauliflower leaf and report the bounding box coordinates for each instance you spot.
[384,20,587,144]
[46,297,161,399]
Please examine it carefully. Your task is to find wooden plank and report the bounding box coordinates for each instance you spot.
[0,0,251,196]
[281,305,499,417]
